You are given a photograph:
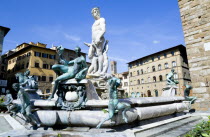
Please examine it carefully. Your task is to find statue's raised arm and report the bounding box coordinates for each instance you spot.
[56,45,68,65]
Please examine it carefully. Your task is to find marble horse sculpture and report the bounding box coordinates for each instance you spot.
[96,76,131,128]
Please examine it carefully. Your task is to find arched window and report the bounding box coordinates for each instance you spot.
[159,75,163,81]
[174,73,178,79]
[172,61,176,67]
[152,66,156,72]
[165,63,169,69]
[148,77,151,82]
[147,90,152,97]
[147,67,150,73]
[141,79,144,84]
[141,69,144,74]
[125,92,128,98]
[136,92,140,98]
[137,70,140,75]
[130,72,132,77]
[153,76,156,82]
[155,90,158,97]
[158,64,161,70]
[131,92,136,98]
[137,79,140,84]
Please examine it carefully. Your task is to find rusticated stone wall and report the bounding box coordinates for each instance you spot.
[178,0,210,111]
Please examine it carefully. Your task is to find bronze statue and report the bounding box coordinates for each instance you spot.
[12,83,40,127]
[0,90,13,111]
[167,69,179,86]
[184,84,196,105]
[48,46,88,100]
[96,76,131,128]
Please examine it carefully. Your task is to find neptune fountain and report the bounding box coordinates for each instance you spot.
[0,7,194,137]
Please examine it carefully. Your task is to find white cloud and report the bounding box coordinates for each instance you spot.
[153,40,160,44]
[109,56,129,63]
[63,33,80,42]
[5,40,19,44]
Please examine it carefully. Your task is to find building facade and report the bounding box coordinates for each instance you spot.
[110,61,117,75]
[114,71,129,97]
[0,26,10,56]
[128,45,191,97]
[0,26,10,94]
[178,0,210,111]
[6,42,86,96]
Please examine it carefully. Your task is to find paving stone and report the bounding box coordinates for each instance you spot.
[0,116,13,133]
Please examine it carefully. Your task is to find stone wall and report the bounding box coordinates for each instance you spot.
[178,0,210,111]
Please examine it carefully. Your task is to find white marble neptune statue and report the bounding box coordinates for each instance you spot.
[84,7,109,76]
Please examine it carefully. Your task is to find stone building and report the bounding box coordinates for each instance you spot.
[128,45,191,97]
[110,60,129,98]
[110,61,117,74]
[0,26,10,56]
[178,0,210,111]
[6,42,86,96]
[0,26,10,93]
[114,71,129,97]
[0,51,15,80]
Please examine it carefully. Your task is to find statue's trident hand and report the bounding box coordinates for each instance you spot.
[84,42,97,49]
[84,42,92,47]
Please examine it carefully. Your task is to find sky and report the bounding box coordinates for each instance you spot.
[0,0,185,73]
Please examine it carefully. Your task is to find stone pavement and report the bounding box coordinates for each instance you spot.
[0,114,26,136]
[0,112,209,137]
[0,116,13,133]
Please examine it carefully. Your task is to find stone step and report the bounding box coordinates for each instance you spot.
[134,116,202,137]
[156,119,203,137]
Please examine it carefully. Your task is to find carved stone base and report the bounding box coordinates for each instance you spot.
[161,85,178,97]
[55,79,100,111]
[87,77,108,100]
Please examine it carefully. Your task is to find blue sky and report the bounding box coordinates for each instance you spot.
[1,0,185,73]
